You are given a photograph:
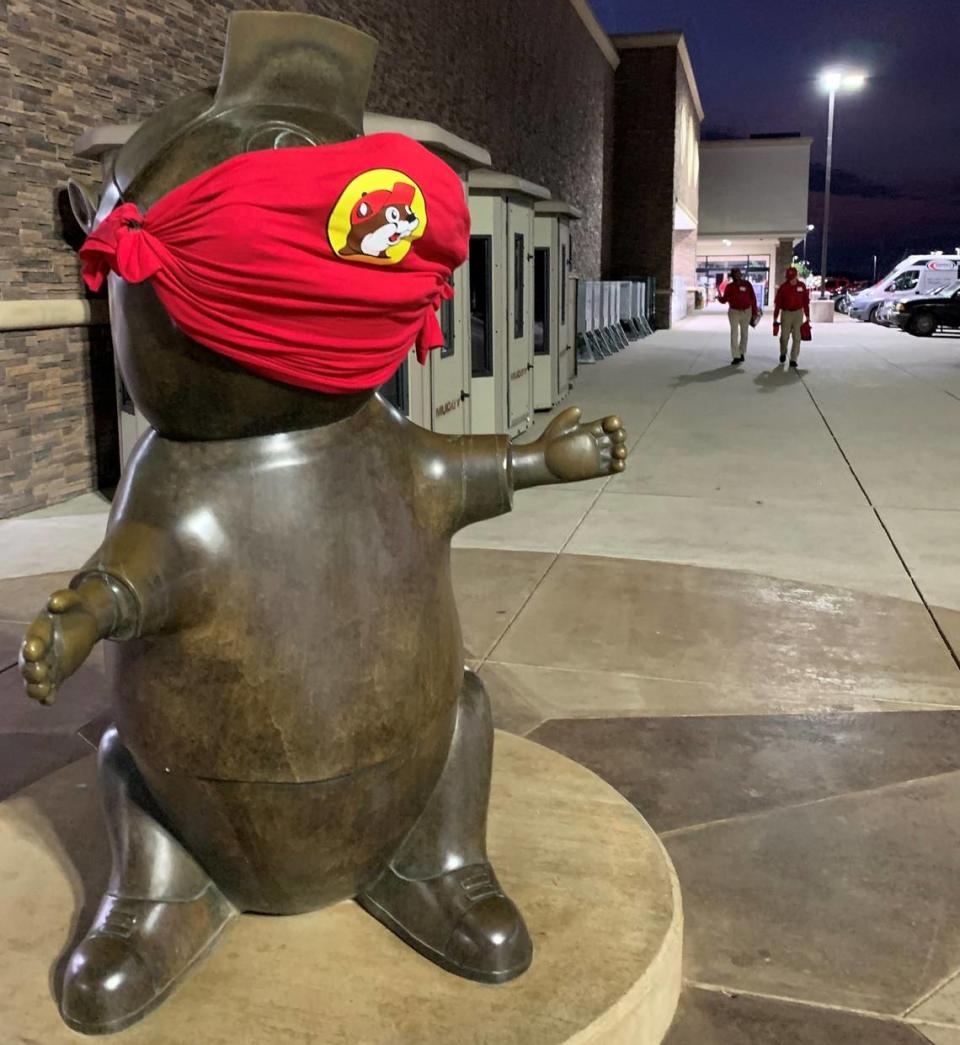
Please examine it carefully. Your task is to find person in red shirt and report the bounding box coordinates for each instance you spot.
[718,268,759,364]
[773,266,811,367]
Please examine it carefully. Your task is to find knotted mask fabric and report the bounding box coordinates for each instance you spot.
[79,133,470,393]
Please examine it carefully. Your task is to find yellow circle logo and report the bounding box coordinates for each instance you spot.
[327,169,427,266]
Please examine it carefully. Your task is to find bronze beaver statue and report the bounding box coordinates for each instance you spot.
[19,12,627,1034]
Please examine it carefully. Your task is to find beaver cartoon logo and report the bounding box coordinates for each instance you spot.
[328,169,427,265]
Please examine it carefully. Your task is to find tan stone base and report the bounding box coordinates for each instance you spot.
[0,731,682,1044]
[809,297,836,323]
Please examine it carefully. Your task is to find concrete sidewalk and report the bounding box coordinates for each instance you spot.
[460,312,960,618]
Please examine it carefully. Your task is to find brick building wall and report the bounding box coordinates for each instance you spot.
[671,51,701,317]
[673,57,700,225]
[672,229,698,290]
[1,0,614,517]
[608,44,677,326]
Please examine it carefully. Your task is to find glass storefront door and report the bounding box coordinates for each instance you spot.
[697,255,771,304]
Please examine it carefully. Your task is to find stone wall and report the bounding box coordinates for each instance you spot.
[1,0,614,516]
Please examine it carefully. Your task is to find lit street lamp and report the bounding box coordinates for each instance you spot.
[818,69,867,298]
[803,223,814,263]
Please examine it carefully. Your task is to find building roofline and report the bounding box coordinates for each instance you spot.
[535,200,583,219]
[611,30,704,122]
[568,0,620,69]
[468,170,552,200]
[364,113,491,167]
[698,230,810,241]
[700,137,814,150]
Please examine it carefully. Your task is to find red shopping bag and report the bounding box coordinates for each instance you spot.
[800,321,812,341]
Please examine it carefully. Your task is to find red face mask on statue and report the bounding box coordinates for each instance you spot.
[79,133,469,394]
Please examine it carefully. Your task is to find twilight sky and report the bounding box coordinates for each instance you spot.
[593,0,960,278]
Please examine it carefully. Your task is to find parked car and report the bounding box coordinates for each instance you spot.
[849,256,960,322]
[834,290,851,314]
[892,279,960,336]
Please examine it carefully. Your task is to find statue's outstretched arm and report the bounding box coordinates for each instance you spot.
[509,407,627,490]
[20,571,137,704]
[445,407,627,532]
[20,511,203,705]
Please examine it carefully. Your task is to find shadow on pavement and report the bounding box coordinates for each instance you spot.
[753,366,807,393]
[672,365,745,387]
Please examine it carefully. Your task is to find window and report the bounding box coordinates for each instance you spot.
[560,244,567,324]
[514,232,525,339]
[470,235,493,378]
[380,357,408,413]
[534,247,550,356]
[439,276,455,358]
[889,270,920,292]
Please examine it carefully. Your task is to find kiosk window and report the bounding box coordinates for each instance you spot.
[439,276,455,359]
[380,357,409,414]
[560,244,567,324]
[514,233,525,339]
[469,235,493,378]
[534,247,550,356]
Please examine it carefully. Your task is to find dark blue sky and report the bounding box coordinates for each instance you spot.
[593,0,960,278]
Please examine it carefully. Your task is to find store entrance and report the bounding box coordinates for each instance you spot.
[697,255,771,309]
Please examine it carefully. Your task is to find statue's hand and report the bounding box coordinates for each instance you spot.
[19,589,103,705]
[540,406,628,482]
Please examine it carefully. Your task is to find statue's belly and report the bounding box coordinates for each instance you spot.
[109,541,462,783]
[107,418,463,784]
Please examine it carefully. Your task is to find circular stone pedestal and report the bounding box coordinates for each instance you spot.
[0,731,682,1044]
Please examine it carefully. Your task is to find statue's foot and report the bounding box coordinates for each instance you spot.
[60,886,236,1035]
[358,861,532,984]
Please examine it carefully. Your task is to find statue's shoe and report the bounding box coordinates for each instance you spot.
[60,887,236,1035]
[358,862,533,984]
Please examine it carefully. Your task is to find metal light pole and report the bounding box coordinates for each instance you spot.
[803,224,814,263]
[817,70,866,298]
[872,254,877,282]
[819,87,836,299]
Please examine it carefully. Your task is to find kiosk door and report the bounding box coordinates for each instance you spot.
[406,349,430,427]
[533,199,581,405]
[533,213,555,410]
[467,195,505,434]
[556,222,573,397]
[564,273,578,389]
[430,270,470,434]
[506,200,534,434]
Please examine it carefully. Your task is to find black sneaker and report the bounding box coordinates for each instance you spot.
[789,360,798,368]
[731,356,744,365]
[779,353,786,364]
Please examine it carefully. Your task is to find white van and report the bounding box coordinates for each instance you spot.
[849,255,960,322]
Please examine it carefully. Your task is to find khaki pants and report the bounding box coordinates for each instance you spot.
[779,309,804,361]
[728,308,751,358]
